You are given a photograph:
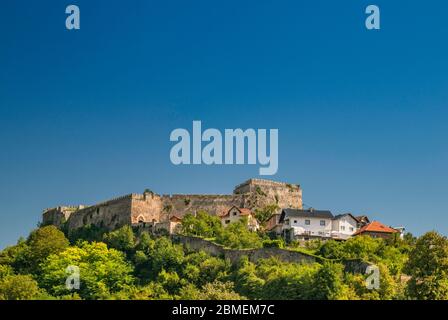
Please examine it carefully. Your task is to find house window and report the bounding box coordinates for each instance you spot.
[225,220,230,224]
[320,220,326,226]
[350,227,354,232]
[293,220,298,224]
[341,226,346,231]
[233,211,237,216]
[305,219,310,225]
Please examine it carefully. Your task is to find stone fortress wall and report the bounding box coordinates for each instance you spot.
[235,178,302,210]
[42,179,303,233]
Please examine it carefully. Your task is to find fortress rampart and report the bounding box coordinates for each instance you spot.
[42,179,303,233]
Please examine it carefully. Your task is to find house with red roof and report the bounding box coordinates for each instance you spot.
[274,209,402,241]
[353,221,399,239]
[220,206,260,231]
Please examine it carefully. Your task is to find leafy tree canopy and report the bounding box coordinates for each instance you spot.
[405,231,448,300]
[39,241,134,299]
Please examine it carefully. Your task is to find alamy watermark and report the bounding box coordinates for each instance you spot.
[65,265,80,290]
[65,5,80,30]
[170,121,278,175]
[365,264,380,290]
[64,5,380,31]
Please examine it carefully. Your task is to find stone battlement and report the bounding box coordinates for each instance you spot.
[234,178,300,194]
[235,178,300,190]
[42,178,303,233]
[43,205,86,214]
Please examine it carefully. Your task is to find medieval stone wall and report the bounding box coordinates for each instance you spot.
[66,195,133,231]
[42,179,303,232]
[161,194,245,218]
[42,206,86,227]
[173,235,317,264]
[235,179,303,211]
[131,193,163,224]
[174,235,372,273]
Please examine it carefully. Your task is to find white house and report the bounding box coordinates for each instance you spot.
[279,208,334,240]
[331,213,359,239]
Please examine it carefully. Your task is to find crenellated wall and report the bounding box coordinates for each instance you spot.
[131,192,163,224]
[42,206,86,227]
[42,178,303,233]
[235,179,302,211]
[161,194,245,218]
[66,195,133,231]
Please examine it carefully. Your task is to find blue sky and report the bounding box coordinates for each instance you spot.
[1,0,447,249]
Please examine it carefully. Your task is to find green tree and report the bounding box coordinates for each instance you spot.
[262,239,284,248]
[180,211,222,238]
[103,225,136,253]
[147,237,185,277]
[0,274,43,300]
[40,241,134,299]
[182,251,230,286]
[255,258,320,300]
[232,257,265,299]
[110,282,171,300]
[376,244,407,276]
[27,226,69,270]
[135,232,154,252]
[342,236,383,261]
[197,280,245,300]
[317,240,345,259]
[157,269,184,294]
[177,283,201,300]
[254,204,280,227]
[344,263,402,300]
[0,265,13,279]
[0,226,69,275]
[0,240,31,274]
[67,224,108,243]
[405,231,448,300]
[311,262,348,300]
[215,219,262,249]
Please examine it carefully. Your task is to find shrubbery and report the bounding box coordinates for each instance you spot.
[0,217,447,300]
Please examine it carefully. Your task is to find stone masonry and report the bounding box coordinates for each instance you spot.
[42,179,302,233]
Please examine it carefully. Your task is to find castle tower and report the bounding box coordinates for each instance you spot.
[233,179,302,211]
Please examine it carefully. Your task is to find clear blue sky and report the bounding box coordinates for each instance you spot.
[1,0,447,249]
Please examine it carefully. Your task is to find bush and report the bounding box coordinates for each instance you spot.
[39,242,134,299]
[215,220,262,249]
[0,274,43,300]
[405,231,448,300]
[262,239,284,249]
[180,211,222,238]
[103,225,136,253]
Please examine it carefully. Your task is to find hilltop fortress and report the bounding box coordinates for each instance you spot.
[42,179,302,232]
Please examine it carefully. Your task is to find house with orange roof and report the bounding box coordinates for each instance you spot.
[137,214,183,235]
[220,206,260,231]
[353,221,399,239]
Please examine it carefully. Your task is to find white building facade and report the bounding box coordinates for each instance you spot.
[280,208,334,239]
[331,213,359,239]
[279,209,359,241]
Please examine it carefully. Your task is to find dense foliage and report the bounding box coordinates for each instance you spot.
[0,220,447,300]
